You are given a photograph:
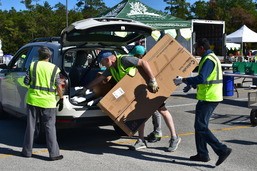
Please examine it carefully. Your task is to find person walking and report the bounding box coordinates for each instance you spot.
[21,46,64,161]
[173,38,232,166]
[129,45,181,151]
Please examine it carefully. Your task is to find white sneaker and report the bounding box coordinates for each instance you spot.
[167,136,181,152]
[132,139,147,150]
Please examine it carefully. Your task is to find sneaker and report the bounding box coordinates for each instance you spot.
[20,152,31,158]
[147,132,161,143]
[132,139,147,150]
[190,154,210,162]
[216,147,232,166]
[167,136,181,152]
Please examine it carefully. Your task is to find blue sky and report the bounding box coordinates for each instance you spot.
[0,0,203,11]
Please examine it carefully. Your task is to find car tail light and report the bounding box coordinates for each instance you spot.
[56,119,73,123]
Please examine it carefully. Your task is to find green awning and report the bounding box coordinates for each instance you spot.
[97,0,191,30]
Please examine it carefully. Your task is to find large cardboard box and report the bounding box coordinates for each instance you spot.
[97,34,199,137]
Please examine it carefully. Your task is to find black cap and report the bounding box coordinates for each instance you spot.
[193,38,210,50]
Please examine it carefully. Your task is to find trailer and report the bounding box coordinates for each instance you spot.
[190,19,226,61]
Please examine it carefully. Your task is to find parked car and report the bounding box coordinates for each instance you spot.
[0,17,154,141]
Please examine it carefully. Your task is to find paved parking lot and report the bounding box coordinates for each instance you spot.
[1,73,257,170]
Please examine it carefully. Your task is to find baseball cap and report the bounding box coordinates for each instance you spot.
[97,50,113,63]
[129,45,146,56]
[193,38,210,49]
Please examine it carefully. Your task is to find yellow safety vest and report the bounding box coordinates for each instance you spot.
[110,54,137,82]
[26,61,60,108]
[197,53,223,101]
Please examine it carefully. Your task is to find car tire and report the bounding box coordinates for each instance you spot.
[113,125,127,137]
[0,102,8,120]
[34,118,46,144]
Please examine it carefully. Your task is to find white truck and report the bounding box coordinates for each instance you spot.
[190,19,226,62]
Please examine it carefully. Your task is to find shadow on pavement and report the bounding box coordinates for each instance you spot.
[225,139,257,145]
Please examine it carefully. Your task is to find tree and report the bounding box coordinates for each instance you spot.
[190,0,257,33]
[76,0,109,18]
[163,0,190,19]
[189,0,210,19]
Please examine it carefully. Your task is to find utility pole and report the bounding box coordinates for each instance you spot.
[66,0,68,27]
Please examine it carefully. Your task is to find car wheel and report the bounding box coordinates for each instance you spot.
[250,109,257,126]
[113,125,127,137]
[0,102,8,120]
[34,118,46,144]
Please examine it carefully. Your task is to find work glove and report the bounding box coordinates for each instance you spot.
[173,76,183,86]
[148,78,159,93]
[56,98,63,111]
[183,84,191,93]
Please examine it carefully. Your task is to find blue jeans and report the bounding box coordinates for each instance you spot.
[194,101,227,157]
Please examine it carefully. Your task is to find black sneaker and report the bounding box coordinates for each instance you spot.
[50,155,63,161]
[216,148,232,166]
[20,152,31,158]
[147,132,161,143]
[190,154,210,162]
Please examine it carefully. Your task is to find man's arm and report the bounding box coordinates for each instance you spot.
[185,59,214,85]
[55,73,63,99]
[56,84,63,99]
[137,59,159,93]
[24,69,30,85]
[85,75,107,89]
[137,59,155,79]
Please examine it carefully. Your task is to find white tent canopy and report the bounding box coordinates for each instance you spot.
[226,43,240,50]
[226,25,257,43]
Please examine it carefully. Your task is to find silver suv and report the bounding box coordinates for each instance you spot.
[0,18,153,141]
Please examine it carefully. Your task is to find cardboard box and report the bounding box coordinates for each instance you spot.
[97,34,199,137]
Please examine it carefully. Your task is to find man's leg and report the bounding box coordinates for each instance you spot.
[132,123,147,150]
[42,108,60,158]
[22,105,37,157]
[158,106,176,137]
[158,106,181,152]
[152,111,162,136]
[147,111,162,142]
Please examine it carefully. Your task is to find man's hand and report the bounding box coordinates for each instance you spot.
[183,84,191,93]
[148,78,159,93]
[173,76,183,86]
[56,98,63,111]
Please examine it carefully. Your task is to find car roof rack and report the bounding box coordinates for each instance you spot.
[30,37,61,43]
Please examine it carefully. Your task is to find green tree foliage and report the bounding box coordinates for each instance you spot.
[164,0,190,19]
[76,0,109,18]
[1,0,257,54]
[0,1,85,54]
[189,0,257,33]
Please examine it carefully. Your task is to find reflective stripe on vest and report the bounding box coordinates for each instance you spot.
[30,61,58,93]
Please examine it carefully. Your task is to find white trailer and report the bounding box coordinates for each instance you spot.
[190,19,226,61]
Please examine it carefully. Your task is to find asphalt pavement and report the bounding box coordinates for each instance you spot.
[1,71,257,171]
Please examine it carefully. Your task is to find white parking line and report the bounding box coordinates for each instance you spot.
[166,103,197,108]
